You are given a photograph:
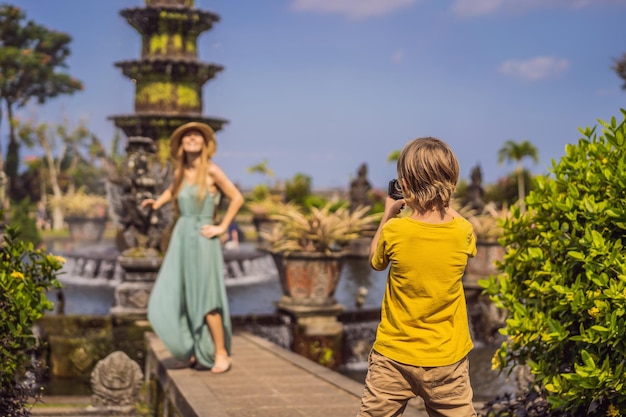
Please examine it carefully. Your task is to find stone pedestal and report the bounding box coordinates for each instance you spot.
[111,252,162,317]
[346,236,370,258]
[463,241,505,344]
[279,303,345,370]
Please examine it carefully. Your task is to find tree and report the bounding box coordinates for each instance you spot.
[16,117,95,230]
[613,53,626,90]
[387,149,400,163]
[284,172,311,205]
[497,139,538,213]
[0,4,83,202]
[246,159,274,178]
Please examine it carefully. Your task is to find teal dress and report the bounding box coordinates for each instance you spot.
[148,182,231,368]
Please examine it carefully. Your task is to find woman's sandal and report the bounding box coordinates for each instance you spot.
[170,355,196,369]
[210,353,231,374]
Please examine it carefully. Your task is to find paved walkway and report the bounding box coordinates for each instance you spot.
[146,330,431,417]
[34,331,485,416]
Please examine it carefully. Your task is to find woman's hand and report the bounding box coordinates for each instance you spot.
[201,224,226,239]
[141,198,156,209]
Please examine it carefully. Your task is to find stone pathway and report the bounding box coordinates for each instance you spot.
[34,331,486,416]
[145,331,430,417]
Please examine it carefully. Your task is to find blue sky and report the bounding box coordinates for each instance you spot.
[6,0,626,190]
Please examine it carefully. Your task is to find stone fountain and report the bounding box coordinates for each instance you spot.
[99,0,281,317]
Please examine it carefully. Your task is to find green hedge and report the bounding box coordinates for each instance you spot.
[481,110,626,416]
[0,221,63,415]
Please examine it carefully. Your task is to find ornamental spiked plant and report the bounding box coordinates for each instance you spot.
[261,202,380,255]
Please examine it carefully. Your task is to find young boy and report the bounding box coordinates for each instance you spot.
[357,137,477,417]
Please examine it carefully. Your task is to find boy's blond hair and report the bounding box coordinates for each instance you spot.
[397,137,459,217]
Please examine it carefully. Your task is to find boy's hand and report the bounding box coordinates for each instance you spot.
[384,196,405,218]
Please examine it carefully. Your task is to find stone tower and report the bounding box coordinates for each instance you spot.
[109,0,227,159]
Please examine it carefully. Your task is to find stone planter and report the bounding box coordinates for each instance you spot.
[66,216,107,242]
[463,241,504,290]
[269,251,346,308]
[463,241,506,344]
[268,250,347,370]
[252,216,278,242]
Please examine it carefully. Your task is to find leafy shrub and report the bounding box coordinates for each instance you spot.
[10,199,42,248]
[249,183,270,201]
[302,194,328,209]
[0,222,64,416]
[284,172,312,205]
[480,111,626,416]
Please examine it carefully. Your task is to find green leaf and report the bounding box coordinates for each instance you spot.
[568,251,585,260]
[581,350,595,368]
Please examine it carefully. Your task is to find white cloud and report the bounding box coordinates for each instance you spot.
[291,0,417,20]
[595,87,620,97]
[451,0,504,19]
[498,56,570,81]
[391,50,405,64]
[451,0,611,19]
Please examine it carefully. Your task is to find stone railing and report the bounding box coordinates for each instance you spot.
[58,246,277,287]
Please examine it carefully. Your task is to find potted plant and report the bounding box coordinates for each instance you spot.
[260,201,381,308]
[247,197,283,241]
[50,189,109,241]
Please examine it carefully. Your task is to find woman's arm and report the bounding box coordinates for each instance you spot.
[201,162,244,239]
[141,187,173,210]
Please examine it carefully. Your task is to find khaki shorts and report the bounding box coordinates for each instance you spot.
[357,350,476,417]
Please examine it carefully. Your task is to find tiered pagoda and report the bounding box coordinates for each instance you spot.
[109,0,227,158]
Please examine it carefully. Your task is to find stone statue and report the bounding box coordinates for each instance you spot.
[464,164,485,212]
[106,136,173,253]
[349,163,372,212]
[90,351,143,409]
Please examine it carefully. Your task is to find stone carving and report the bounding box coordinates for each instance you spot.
[106,136,173,253]
[90,351,143,408]
[464,164,485,212]
[349,163,372,211]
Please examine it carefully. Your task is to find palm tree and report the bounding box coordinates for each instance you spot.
[497,140,538,213]
[246,160,274,177]
[387,150,400,163]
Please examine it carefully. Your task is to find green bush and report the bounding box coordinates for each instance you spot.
[284,173,312,205]
[0,222,63,416]
[10,199,42,248]
[249,184,270,201]
[480,111,626,417]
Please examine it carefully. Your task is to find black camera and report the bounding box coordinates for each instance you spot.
[388,179,403,200]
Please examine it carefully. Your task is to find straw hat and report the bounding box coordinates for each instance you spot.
[169,122,216,159]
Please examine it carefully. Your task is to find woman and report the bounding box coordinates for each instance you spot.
[141,122,244,373]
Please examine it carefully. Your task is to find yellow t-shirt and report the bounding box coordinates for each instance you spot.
[371,216,477,367]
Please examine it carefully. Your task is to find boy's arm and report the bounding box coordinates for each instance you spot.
[369,196,406,269]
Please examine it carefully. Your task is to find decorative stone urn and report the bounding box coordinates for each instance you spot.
[463,241,504,291]
[66,216,108,242]
[270,251,346,309]
[269,250,346,369]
